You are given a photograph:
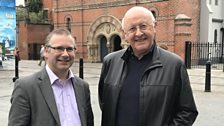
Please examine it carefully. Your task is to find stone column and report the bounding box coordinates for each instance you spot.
[174,14,192,60]
[87,43,99,63]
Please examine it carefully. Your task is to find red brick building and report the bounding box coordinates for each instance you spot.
[17,21,51,60]
[21,0,200,62]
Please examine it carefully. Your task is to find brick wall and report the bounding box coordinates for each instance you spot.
[18,22,51,60]
[41,0,200,61]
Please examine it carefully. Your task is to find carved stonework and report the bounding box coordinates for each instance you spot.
[105,24,111,34]
[174,14,192,36]
[96,23,116,35]
[87,15,125,62]
[54,1,164,12]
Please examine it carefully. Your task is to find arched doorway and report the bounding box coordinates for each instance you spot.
[110,35,122,51]
[99,35,108,62]
[87,15,125,62]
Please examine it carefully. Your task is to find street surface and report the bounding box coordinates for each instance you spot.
[0,60,224,126]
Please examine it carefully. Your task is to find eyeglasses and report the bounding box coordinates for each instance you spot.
[47,45,76,53]
[127,23,153,33]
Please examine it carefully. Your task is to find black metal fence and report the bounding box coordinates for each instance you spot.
[185,41,224,70]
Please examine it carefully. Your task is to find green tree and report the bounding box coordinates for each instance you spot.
[29,12,43,23]
[26,0,43,13]
[16,6,28,21]
[16,0,44,24]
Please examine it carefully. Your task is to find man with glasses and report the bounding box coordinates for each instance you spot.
[98,6,198,126]
[8,28,94,126]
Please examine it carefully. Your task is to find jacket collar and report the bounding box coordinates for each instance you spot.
[122,41,155,61]
[38,69,87,126]
[121,41,163,69]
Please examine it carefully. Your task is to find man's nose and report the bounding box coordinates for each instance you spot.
[135,27,143,36]
[61,49,69,56]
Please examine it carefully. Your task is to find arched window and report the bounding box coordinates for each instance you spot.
[215,0,218,5]
[66,18,71,32]
[209,0,212,4]
[214,29,217,43]
[151,11,156,19]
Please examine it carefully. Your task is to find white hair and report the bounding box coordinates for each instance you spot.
[121,6,156,30]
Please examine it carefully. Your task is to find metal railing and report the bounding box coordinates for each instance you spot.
[185,41,224,70]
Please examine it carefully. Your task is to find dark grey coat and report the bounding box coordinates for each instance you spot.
[8,68,94,126]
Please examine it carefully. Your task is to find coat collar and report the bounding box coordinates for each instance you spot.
[71,77,87,126]
[37,69,87,126]
[121,42,163,69]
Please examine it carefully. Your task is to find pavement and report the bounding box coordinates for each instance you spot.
[0,59,224,126]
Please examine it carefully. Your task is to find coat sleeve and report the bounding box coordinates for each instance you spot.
[98,63,105,110]
[8,80,31,126]
[169,64,198,126]
[83,82,94,126]
[98,58,109,110]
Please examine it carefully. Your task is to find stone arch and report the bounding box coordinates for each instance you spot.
[87,15,125,62]
[148,6,159,19]
[64,14,73,22]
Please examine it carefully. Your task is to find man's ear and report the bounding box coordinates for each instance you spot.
[43,46,48,57]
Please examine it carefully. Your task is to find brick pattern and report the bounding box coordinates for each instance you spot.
[18,22,51,59]
[21,0,200,61]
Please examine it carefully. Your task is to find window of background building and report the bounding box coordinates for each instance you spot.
[215,0,218,5]
[214,29,217,43]
[66,18,71,32]
[43,10,48,22]
[152,11,157,19]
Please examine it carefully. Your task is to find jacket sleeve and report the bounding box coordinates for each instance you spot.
[169,64,198,126]
[8,80,31,126]
[98,58,109,110]
[83,82,94,126]
[98,64,105,110]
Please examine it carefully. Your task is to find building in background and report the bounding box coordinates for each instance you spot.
[200,0,224,64]
[19,0,201,62]
[16,0,51,60]
[200,0,224,44]
[17,22,51,60]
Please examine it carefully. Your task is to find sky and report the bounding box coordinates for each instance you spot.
[16,0,24,6]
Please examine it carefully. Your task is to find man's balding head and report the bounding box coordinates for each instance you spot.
[122,6,155,30]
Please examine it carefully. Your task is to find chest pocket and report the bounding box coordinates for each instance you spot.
[141,67,177,86]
